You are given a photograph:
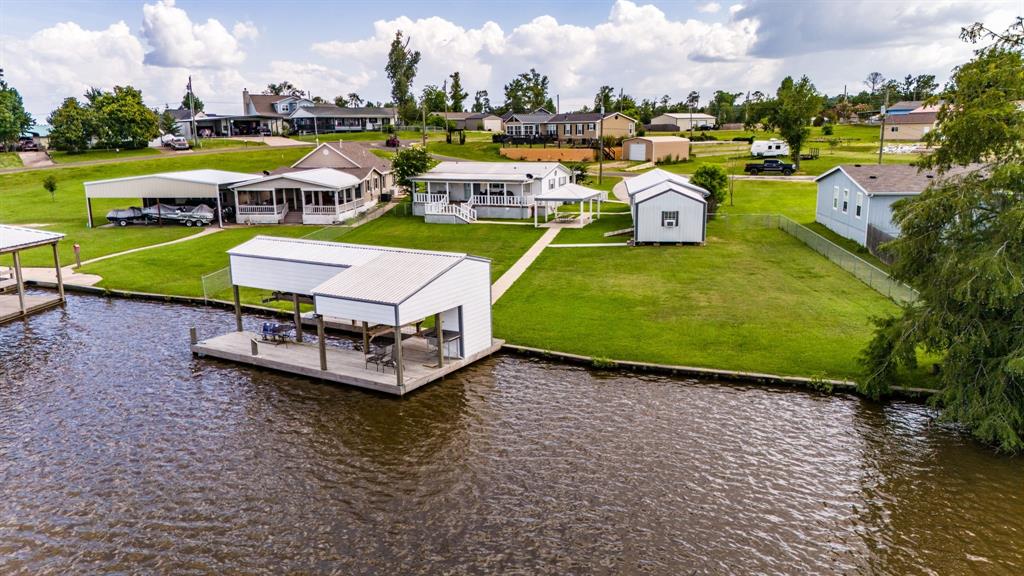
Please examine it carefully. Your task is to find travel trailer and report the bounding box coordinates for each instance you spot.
[750,139,790,157]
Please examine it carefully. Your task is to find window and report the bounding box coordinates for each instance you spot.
[559,176,567,185]
[355,185,363,200]
[661,211,679,227]
[564,125,571,135]
[548,178,555,189]
[855,192,863,218]
[891,126,899,132]
[575,124,584,135]
[546,124,557,134]
[587,122,596,131]
[832,185,839,210]
[842,189,849,213]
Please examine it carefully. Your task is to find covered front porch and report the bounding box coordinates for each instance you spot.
[232,169,371,225]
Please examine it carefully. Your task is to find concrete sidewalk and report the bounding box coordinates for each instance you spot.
[491,227,561,303]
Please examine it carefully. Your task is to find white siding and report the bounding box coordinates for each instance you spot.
[313,296,396,326]
[635,191,706,243]
[398,259,492,357]
[230,255,346,295]
[815,170,870,245]
[86,178,217,199]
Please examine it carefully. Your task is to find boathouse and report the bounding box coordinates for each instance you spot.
[0,225,65,324]
[192,236,501,395]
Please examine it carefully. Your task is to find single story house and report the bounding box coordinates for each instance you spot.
[884,111,937,141]
[814,164,972,254]
[885,100,924,115]
[650,112,717,131]
[625,169,709,244]
[231,167,372,225]
[503,111,556,138]
[545,112,637,143]
[84,169,260,227]
[193,236,500,395]
[621,135,690,162]
[291,141,393,194]
[409,161,573,222]
[241,90,396,135]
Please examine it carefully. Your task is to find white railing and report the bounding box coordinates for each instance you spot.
[304,198,367,216]
[413,193,448,204]
[238,204,286,215]
[425,200,476,222]
[469,194,531,207]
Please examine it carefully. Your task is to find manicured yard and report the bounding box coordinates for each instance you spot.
[427,141,506,161]
[0,147,309,266]
[0,152,23,169]
[190,138,267,150]
[49,147,162,164]
[494,219,899,380]
[657,142,920,176]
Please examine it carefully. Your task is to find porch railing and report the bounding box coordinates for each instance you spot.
[413,193,448,204]
[469,194,532,207]
[425,200,476,222]
[238,204,286,215]
[303,198,367,215]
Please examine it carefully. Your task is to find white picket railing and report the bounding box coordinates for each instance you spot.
[413,193,448,204]
[238,204,286,215]
[425,200,476,222]
[469,194,531,207]
[304,198,367,216]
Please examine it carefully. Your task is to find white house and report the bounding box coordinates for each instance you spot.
[192,236,500,395]
[814,164,973,254]
[408,161,574,222]
[650,112,718,131]
[625,169,709,244]
[231,167,373,225]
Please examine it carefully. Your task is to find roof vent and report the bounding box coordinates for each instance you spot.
[526,173,534,179]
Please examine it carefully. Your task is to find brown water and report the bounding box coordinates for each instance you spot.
[0,295,1022,575]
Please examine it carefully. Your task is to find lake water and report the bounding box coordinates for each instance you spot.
[1,295,1022,575]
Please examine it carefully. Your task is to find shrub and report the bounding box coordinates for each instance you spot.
[812,116,825,127]
[636,127,646,137]
[690,164,728,217]
[732,136,755,143]
[42,175,57,201]
[822,124,834,136]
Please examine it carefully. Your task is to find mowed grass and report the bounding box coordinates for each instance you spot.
[49,147,162,164]
[494,219,898,380]
[0,152,23,169]
[190,138,267,150]
[0,147,309,266]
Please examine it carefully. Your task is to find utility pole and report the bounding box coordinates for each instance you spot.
[421,99,427,147]
[598,104,605,185]
[310,91,319,146]
[877,92,888,165]
[187,75,198,148]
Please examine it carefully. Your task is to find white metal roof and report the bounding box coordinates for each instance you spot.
[629,135,691,143]
[85,169,260,199]
[657,112,717,120]
[410,161,563,182]
[633,181,708,204]
[534,183,603,202]
[86,169,260,187]
[624,169,699,195]
[0,225,64,254]
[228,236,477,305]
[233,167,362,191]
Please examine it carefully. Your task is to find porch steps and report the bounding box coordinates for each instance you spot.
[282,211,304,224]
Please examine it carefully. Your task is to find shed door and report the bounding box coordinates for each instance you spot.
[628,143,647,161]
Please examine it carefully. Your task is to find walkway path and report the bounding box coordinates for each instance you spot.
[18,151,54,169]
[491,227,561,303]
[612,180,630,202]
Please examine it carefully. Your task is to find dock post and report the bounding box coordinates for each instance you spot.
[250,339,258,356]
[12,251,25,315]
[362,321,369,353]
[316,314,327,370]
[52,244,65,302]
[233,285,242,331]
[189,327,197,345]
[394,325,404,386]
[434,312,444,367]
[292,293,303,342]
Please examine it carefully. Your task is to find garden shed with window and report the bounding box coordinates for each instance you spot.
[625,170,709,245]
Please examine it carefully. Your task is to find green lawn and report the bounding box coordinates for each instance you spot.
[0,147,309,266]
[190,138,267,150]
[427,141,506,161]
[495,219,900,380]
[0,152,22,169]
[658,142,920,176]
[49,148,162,164]
[290,130,448,144]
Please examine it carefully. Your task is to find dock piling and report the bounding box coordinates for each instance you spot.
[251,339,258,356]
[316,314,327,370]
[190,327,197,345]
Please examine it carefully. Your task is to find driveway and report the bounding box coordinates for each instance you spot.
[227,136,312,147]
[18,151,54,168]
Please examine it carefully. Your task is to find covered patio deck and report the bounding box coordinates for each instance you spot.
[533,183,604,228]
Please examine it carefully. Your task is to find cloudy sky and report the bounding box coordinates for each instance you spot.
[1,0,1019,119]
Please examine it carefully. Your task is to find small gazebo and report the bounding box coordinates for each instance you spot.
[532,183,605,227]
[0,225,65,324]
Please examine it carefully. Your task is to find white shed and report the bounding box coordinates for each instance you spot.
[194,236,500,395]
[626,170,710,245]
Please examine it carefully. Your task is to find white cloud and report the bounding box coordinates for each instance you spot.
[232,21,260,41]
[698,2,721,13]
[260,61,375,100]
[141,0,248,68]
[729,4,744,15]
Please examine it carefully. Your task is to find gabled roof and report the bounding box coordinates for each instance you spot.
[632,181,708,205]
[233,167,363,191]
[628,135,690,143]
[86,169,260,187]
[656,112,717,120]
[410,161,564,182]
[245,94,290,117]
[534,183,604,202]
[887,111,937,125]
[814,164,976,196]
[466,112,499,120]
[548,112,638,123]
[0,225,65,254]
[290,105,397,119]
[623,168,708,198]
[505,112,554,124]
[888,100,923,111]
[437,112,474,120]
[292,142,392,174]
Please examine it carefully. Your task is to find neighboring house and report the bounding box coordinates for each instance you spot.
[649,112,718,131]
[884,111,937,141]
[465,113,503,131]
[885,100,923,115]
[503,112,556,138]
[408,161,573,222]
[240,89,396,135]
[621,136,690,162]
[229,141,393,225]
[167,108,238,139]
[545,112,637,142]
[624,168,709,244]
[814,164,971,254]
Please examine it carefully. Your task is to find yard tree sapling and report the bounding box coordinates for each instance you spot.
[42,175,57,201]
[690,164,728,216]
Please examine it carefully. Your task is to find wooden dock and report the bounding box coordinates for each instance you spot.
[191,330,503,395]
[0,294,63,325]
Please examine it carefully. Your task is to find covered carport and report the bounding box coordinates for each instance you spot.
[83,169,260,228]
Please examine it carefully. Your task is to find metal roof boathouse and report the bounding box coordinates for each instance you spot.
[191,236,502,395]
[0,225,66,324]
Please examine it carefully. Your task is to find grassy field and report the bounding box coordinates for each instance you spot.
[190,138,267,150]
[658,142,919,176]
[427,141,506,161]
[291,130,449,144]
[0,147,309,266]
[49,147,162,164]
[0,152,22,169]
[494,218,900,380]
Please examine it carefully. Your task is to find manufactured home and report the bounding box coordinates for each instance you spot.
[192,237,502,395]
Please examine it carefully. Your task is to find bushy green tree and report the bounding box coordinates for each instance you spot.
[0,80,34,150]
[768,75,822,169]
[181,91,204,113]
[47,97,94,153]
[860,18,1024,452]
[42,174,57,201]
[89,86,159,149]
[385,30,421,123]
[471,90,490,113]
[159,110,181,136]
[391,145,435,190]
[503,68,552,112]
[448,72,468,112]
[690,164,728,216]
[420,85,447,113]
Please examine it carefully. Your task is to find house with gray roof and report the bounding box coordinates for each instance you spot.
[241,90,397,135]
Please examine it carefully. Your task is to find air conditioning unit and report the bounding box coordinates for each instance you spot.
[664,219,677,227]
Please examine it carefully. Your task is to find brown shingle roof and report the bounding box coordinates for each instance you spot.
[246,94,289,117]
[887,111,937,125]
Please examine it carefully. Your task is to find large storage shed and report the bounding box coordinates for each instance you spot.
[622,136,690,162]
[625,169,710,245]
[83,169,259,228]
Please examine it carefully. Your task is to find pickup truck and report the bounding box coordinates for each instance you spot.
[744,159,796,176]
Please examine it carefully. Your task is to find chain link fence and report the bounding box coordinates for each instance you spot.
[717,213,918,304]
